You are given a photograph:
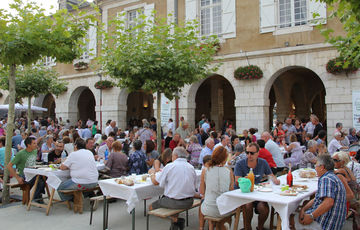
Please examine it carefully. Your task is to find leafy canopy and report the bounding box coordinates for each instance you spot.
[0,64,68,101]
[99,11,220,100]
[319,0,360,68]
[0,0,97,66]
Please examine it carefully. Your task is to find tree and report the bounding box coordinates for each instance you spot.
[99,12,220,153]
[319,0,360,68]
[0,0,97,204]
[0,64,68,128]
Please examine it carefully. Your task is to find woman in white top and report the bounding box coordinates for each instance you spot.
[284,134,303,168]
[200,146,234,229]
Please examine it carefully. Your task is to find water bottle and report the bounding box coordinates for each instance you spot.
[105,149,109,161]
[61,151,67,163]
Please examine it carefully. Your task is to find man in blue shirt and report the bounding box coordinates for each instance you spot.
[11,129,22,151]
[198,138,214,166]
[234,143,280,230]
[293,154,346,230]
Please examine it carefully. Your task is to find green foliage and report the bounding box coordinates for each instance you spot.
[0,0,98,66]
[0,64,68,100]
[94,80,115,89]
[319,0,360,68]
[234,65,263,80]
[99,11,220,100]
[326,57,358,74]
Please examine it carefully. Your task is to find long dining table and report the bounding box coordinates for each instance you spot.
[216,170,318,229]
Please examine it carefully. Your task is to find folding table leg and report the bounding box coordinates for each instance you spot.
[186,210,189,226]
[89,200,94,225]
[146,214,150,230]
[27,175,40,211]
[46,188,55,216]
[131,208,135,230]
[103,195,107,230]
[144,199,147,216]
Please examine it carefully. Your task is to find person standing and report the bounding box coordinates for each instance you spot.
[261,132,286,173]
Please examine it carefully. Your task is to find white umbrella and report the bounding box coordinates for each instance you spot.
[0,103,48,111]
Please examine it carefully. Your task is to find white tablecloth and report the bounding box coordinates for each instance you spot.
[99,169,202,213]
[24,162,105,190]
[216,170,318,229]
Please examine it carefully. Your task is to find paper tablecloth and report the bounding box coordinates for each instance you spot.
[216,170,318,229]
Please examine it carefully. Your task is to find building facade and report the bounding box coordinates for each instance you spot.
[1,0,359,136]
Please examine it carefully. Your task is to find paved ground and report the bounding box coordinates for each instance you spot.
[0,183,353,230]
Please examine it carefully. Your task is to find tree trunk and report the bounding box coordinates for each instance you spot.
[27,96,31,133]
[2,64,16,205]
[156,91,162,154]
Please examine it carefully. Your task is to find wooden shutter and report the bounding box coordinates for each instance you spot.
[260,0,276,33]
[222,0,236,38]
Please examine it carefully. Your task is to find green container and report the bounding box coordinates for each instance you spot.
[238,178,251,193]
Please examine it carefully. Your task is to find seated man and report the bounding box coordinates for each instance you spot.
[7,137,45,203]
[48,140,68,164]
[234,143,280,230]
[97,136,114,160]
[292,154,347,230]
[58,138,99,201]
[149,147,196,230]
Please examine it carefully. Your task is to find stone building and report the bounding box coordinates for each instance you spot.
[1,0,359,137]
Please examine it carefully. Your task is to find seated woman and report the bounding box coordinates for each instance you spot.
[284,134,303,168]
[200,146,234,229]
[299,140,318,168]
[144,140,159,169]
[151,148,172,172]
[105,141,128,178]
[187,135,202,168]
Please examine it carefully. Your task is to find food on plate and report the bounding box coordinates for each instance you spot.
[299,169,317,178]
[259,182,271,188]
[280,189,298,196]
[115,178,134,186]
[292,184,308,190]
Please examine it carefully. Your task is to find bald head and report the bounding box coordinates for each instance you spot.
[261,131,271,142]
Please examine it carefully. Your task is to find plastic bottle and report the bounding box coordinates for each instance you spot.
[61,151,66,163]
[287,163,293,187]
[105,149,109,161]
[248,168,255,192]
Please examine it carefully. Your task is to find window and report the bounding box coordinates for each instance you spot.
[127,9,144,30]
[279,0,307,28]
[200,0,222,36]
[42,56,56,67]
[79,32,90,60]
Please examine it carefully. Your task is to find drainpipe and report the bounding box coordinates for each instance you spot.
[174,0,179,128]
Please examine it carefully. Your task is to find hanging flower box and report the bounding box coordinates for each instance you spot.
[326,57,358,75]
[94,80,115,90]
[73,61,89,70]
[234,65,263,80]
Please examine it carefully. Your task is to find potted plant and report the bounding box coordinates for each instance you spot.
[73,61,89,70]
[326,57,358,75]
[94,80,115,90]
[234,65,263,80]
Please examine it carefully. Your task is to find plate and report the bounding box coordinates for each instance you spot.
[258,187,273,192]
[279,191,298,196]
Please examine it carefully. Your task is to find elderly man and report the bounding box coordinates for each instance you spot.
[299,140,318,168]
[175,122,191,140]
[48,140,68,164]
[214,134,231,152]
[347,127,359,145]
[58,138,98,201]
[198,138,215,166]
[169,133,186,150]
[97,136,114,160]
[261,132,285,173]
[105,120,116,136]
[149,147,196,230]
[304,115,316,137]
[328,132,348,156]
[234,143,280,230]
[292,154,346,230]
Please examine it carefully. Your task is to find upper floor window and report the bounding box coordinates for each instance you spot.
[127,9,144,30]
[185,0,236,39]
[42,56,56,67]
[78,22,97,61]
[260,0,326,34]
[279,0,307,28]
[200,0,222,36]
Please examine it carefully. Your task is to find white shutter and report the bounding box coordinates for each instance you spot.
[88,22,97,59]
[116,11,126,34]
[144,3,155,23]
[222,0,236,39]
[309,0,327,25]
[259,0,276,33]
[185,0,197,22]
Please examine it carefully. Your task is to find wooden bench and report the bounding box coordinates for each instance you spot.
[146,199,201,230]
[204,207,242,230]
[58,186,101,214]
[7,183,31,205]
[89,195,113,225]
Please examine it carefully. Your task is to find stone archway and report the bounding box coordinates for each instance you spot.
[194,75,236,130]
[126,91,154,128]
[68,87,96,125]
[42,93,56,119]
[266,66,326,129]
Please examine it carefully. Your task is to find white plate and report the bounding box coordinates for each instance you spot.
[258,187,273,192]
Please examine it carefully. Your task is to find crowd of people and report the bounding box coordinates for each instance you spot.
[0,113,360,230]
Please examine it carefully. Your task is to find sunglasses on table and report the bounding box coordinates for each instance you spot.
[246,151,257,155]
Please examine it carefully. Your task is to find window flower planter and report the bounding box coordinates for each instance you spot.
[234,65,263,80]
[73,61,89,70]
[94,80,115,90]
